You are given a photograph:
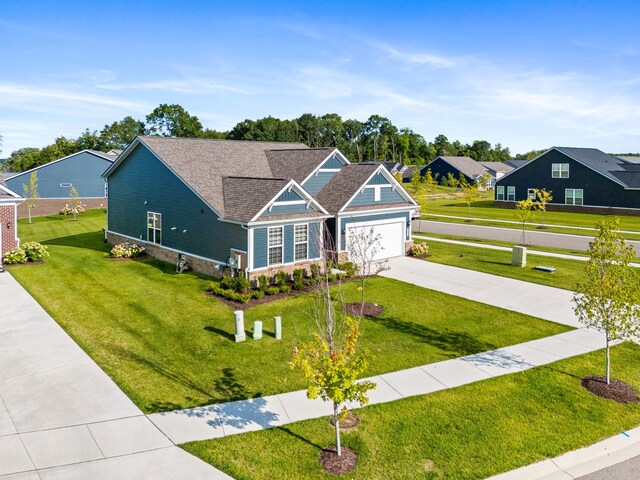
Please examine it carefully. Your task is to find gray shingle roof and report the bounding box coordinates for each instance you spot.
[616,155,640,164]
[266,148,334,183]
[611,171,640,188]
[554,147,631,187]
[315,164,380,213]
[402,165,419,180]
[222,177,290,222]
[504,160,529,169]
[88,150,117,162]
[138,136,308,217]
[434,156,486,179]
[479,162,514,174]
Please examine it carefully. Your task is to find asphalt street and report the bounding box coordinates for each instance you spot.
[414,220,640,255]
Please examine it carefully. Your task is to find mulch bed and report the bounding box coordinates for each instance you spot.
[330,412,360,430]
[4,260,45,267]
[581,376,639,404]
[319,446,358,476]
[206,286,312,310]
[108,254,149,262]
[343,302,384,318]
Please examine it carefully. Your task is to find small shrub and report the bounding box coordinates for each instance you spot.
[336,261,357,278]
[22,242,49,262]
[266,286,280,296]
[280,285,292,294]
[310,264,321,280]
[292,268,304,282]
[335,272,346,281]
[252,290,265,300]
[59,204,86,216]
[110,242,145,258]
[410,243,430,257]
[258,274,269,291]
[275,271,287,287]
[293,279,305,290]
[220,275,235,290]
[3,248,27,264]
[236,275,251,293]
[327,273,337,283]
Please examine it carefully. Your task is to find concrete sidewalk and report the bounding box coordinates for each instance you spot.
[0,272,230,479]
[148,329,605,444]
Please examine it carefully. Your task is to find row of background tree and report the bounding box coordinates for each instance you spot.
[2,103,546,173]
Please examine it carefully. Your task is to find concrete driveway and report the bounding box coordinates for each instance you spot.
[0,272,231,479]
[415,220,640,255]
[383,256,580,328]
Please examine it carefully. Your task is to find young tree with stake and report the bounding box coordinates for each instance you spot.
[514,198,535,245]
[573,218,640,384]
[534,188,552,228]
[22,172,39,224]
[347,226,389,315]
[290,228,375,459]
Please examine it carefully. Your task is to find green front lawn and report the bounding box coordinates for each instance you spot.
[12,210,569,413]
[420,197,640,239]
[183,342,640,480]
[416,238,590,290]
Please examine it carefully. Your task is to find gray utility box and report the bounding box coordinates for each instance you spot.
[512,246,527,267]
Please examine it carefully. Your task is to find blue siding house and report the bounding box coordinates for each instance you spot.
[5,150,119,218]
[104,137,418,279]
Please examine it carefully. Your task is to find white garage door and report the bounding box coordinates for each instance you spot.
[346,219,405,261]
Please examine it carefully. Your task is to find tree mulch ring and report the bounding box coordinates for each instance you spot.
[581,376,639,404]
[319,446,357,476]
[343,302,384,318]
[330,412,360,430]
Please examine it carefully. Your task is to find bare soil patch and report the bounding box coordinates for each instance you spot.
[319,446,357,476]
[343,302,384,318]
[581,376,639,404]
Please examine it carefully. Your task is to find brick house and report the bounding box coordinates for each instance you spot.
[0,181,22,260]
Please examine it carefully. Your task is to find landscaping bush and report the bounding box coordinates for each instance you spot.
[336,261,357,278]
[110,242,145,258]
[293,279,305,290]
[409,243,430,257]
[274,271,287,288]
[3,248,27,265]
[252,290,265,300]
[310,264,321,280]
[59,204,86,216]
[280,285,292,294]
[257,274,269,291]
[211,285,252,304]
[265,286,280,296]
[22,242,49,262]
[235,274,252,293]
[292,268,304,282]
[220,275,235,290]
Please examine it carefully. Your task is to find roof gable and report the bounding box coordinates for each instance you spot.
[431,156,487,179]
[5,149,114,182]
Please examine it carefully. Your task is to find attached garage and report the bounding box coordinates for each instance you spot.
[343,214,409,260]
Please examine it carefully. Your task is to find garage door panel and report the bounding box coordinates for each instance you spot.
[346,220,404,261]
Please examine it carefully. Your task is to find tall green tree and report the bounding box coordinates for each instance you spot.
[145,103,203,137]
[100,116,145,148]
[573,218,640,384]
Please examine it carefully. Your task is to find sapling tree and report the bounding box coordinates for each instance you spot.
[291,231,375,457]
[347,226,389,315]
[459,178,479,220]
[410,168,421,191]
[514,198,535,245]
[534,188,553,228]
[573,218,640,384]
[22,172,39,224]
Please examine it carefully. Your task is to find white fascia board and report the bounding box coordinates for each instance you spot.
[248,214,331,227]
[338,166,418,213]
[250,179,329,222]
[300,148,352,185]
[336,205,416,217]
[5,149,113,182]
[0,184,22,198]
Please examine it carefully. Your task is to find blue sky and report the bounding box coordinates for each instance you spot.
[1,0,639,156]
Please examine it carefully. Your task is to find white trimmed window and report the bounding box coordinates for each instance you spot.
[294,224,308,261]
[565,189,583,206]
[507,186,516,201]
[496,186,505,200]
[268,226,283,266]
[552,163,569,178]
[147,212,162,244]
